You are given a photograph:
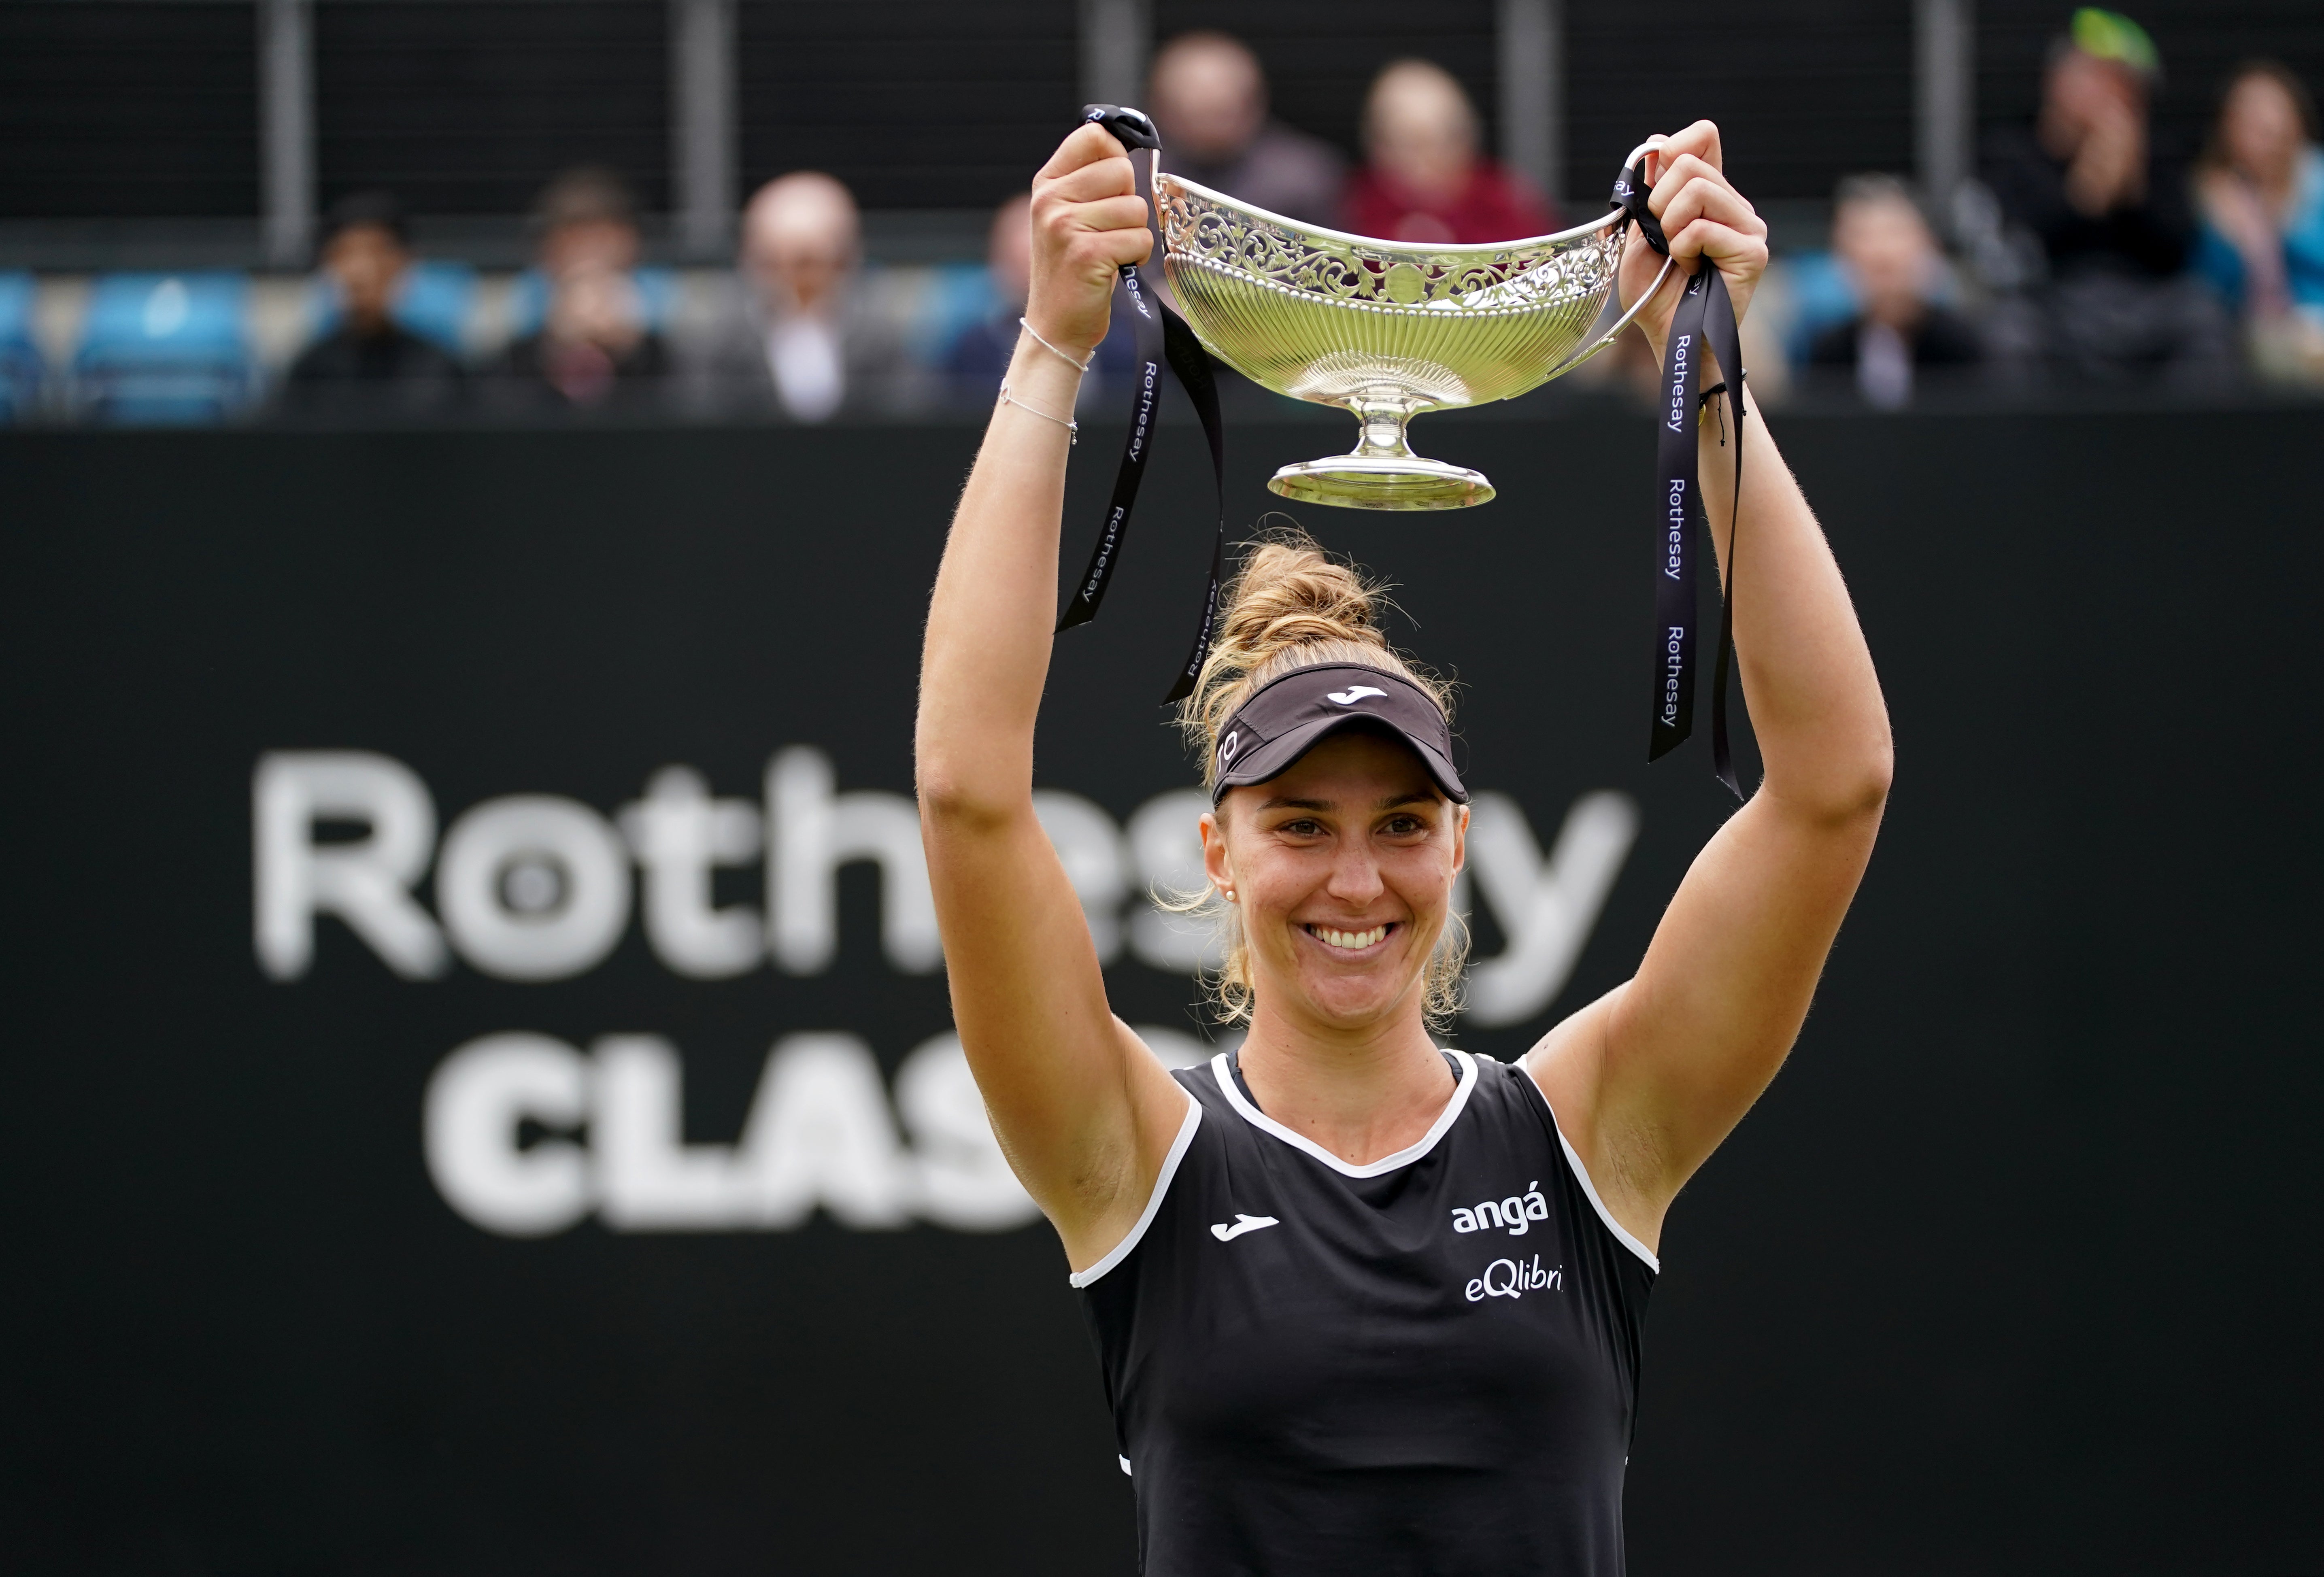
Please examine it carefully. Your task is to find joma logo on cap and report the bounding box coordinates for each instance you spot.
[1327,686,1386,706]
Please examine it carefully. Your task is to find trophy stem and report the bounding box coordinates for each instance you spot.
[1350,397,1424,464]
[1263,391,1496,511]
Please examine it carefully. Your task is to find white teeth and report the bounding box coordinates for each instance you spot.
[1312,925,1387,950]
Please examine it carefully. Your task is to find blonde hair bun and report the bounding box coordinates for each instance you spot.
[1177,527,1452,779]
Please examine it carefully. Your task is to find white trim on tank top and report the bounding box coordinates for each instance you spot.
[1066,1091,1203,1289]
[1519,1062,1662,1273]
[1209,1048,1480,1178]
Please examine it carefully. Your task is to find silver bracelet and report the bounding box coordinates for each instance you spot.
[997,381,1077,444]
[1018,317,1095,374]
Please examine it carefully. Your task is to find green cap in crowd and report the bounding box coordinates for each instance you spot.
[2070,9,2160,82]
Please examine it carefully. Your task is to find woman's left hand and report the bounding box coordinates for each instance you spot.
[1616,121,1770,356]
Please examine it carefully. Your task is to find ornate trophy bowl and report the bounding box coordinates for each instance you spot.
[1156,148,1667,510]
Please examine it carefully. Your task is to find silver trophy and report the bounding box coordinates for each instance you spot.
[1155,142,1673,510]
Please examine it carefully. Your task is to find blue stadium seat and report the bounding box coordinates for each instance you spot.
[75,271,255,423]
[300,259,478,356]
[1780,251,1861,364]
[505,265,678,340]
[914,262,1001,364]
[0,271,47,421]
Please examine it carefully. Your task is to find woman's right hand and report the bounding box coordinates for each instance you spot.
[921,119,1188,1266]
[1024,122,1155,359]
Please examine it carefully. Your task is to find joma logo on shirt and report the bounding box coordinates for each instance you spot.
[1451,1182,1549,1236]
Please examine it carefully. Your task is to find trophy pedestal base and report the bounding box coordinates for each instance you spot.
[1266,454,1496,511]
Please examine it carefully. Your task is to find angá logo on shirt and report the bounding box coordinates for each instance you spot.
[1451,1182,1549,1236]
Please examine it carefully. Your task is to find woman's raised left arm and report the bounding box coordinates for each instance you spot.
[1528,122,1893,1251]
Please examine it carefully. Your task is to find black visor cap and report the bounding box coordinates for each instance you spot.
[1210,663,1467,806]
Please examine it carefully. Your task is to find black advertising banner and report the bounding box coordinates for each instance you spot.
[2,410,2316,1574]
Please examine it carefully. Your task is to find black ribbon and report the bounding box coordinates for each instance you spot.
[1054,104,1228,705]
[1612,157,1669,258]
[1618,159,1748,797]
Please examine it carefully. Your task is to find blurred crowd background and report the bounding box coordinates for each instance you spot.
[1,0,2319,424]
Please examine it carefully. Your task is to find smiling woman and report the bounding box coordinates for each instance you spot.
[1166,538,1469,1031]
[914,117,1891,1577]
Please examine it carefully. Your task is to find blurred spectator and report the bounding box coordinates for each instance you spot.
[678,172,916,420]
[491,168,668,408]
[1343,60,1556,244]
[2194,61,2324,381]
[1983,9,2229,378]
[1148,32,1346,225]
[943,194,1135,396]
[1807,176,1983,408]
[534,164,643,281]
[282,192,461,412]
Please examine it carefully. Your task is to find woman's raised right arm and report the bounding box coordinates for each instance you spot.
[916,124,1190,1269]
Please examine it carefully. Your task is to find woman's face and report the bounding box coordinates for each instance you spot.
[1203,731,1467,1033]
[2224,74,2303,183]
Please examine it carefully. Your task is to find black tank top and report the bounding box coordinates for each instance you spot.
[1074,1049,1658,1577]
